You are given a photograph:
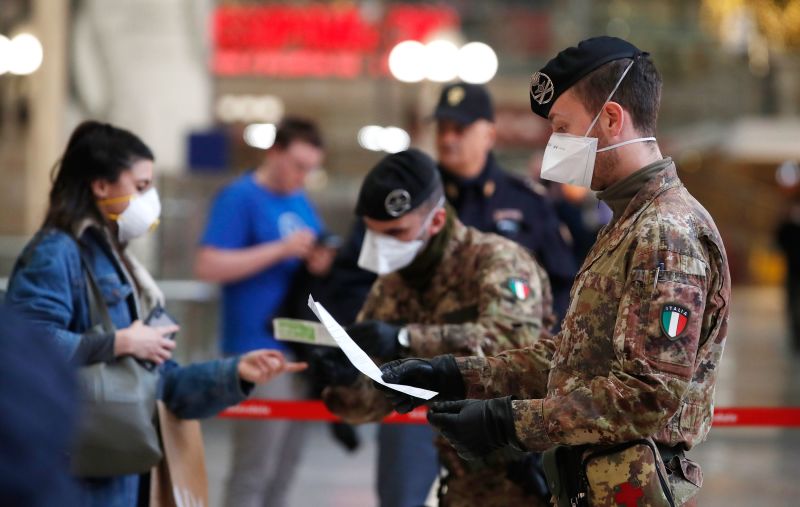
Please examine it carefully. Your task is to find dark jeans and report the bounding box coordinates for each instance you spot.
[377,423,439,507]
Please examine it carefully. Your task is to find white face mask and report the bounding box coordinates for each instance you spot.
[109,188,162,243]
[541,59,656,189]
[357,200,443,275]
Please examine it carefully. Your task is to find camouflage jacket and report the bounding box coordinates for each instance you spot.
[323,218,553,465]
[458,163,731,454]
[324,219,554,423]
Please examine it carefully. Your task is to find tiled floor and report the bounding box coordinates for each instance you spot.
[202,287,800,506]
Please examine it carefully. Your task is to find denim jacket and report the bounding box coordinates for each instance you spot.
[6,226,251,507]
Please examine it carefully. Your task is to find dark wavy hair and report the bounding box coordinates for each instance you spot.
[573,55,662,137]
[44,121,154,233]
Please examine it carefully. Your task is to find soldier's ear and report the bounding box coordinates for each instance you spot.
[598,101,625,140]
[427,207,448,236]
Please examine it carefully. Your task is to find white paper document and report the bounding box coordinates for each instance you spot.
[307,295,438,400]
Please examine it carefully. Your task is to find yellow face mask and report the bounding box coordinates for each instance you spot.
[96,193,135,221]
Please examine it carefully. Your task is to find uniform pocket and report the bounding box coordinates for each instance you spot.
[641,272,705,378]
[623,261,705,379]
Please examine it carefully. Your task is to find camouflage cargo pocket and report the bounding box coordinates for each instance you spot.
[582,439,675,507]
[626,264,705,379]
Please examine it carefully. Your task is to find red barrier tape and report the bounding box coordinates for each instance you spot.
[710,407,800,427]
[220,400,800,427]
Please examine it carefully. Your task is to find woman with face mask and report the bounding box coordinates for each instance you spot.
[6,121,306,506]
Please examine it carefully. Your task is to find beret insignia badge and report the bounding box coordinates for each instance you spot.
[530,72,554,105]
[385,189,412,217]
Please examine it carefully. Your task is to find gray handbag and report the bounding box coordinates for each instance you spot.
[70,245,163,477]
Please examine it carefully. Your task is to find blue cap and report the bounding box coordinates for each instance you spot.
[434,82,494,125]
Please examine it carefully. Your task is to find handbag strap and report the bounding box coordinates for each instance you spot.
[76,242,116,334]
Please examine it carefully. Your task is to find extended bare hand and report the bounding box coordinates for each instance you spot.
[238,349,308,384]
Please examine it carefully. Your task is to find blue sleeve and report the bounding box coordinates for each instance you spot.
[6,233,87,359]
[158,357,253,419]
[200,184,251,249]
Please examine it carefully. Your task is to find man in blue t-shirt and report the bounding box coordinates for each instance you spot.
[195,117,327,507]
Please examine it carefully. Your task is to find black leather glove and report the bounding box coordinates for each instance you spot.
[346,320,402,360]
[506,453,550,500]
[378,354,465,413]
[427,397,520,461]
[308,348,359,387]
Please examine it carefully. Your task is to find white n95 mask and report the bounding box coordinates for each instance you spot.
[357,198,444,275]
[540,59,656,189]
[357,231,425,275]
[102,188,162,243]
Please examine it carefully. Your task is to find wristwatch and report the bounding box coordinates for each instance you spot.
[397,327,410,349]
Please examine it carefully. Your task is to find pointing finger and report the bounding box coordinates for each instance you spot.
[284,361,308,372]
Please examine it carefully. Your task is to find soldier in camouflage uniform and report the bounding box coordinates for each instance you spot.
[322,148,554,506]
[380,37,730,506]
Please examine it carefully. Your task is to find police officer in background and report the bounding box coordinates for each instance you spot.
[379,37,731,506]
[434,82,576,322]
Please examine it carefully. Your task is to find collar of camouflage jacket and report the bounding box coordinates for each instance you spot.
[578,160,682,277]
[398,206,460,290]
[597,157,673,225]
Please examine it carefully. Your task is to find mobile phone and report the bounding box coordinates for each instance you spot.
[144,305,179,341]
[316,232,342,249]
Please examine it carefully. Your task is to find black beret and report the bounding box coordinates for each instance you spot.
[529,36,646,118]
[355,148,441,221]
[434,82,494,125]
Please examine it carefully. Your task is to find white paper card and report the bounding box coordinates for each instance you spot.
[307,295,437,400]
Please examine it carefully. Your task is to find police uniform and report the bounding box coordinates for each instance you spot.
[323,149,554,506]
[435,83,577,324]
[444,38,731,505]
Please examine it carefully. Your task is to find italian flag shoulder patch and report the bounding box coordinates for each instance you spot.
[507,278,531,300]
[661,304,690,340]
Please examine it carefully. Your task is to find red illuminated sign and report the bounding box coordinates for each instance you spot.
[212,4,459,78]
